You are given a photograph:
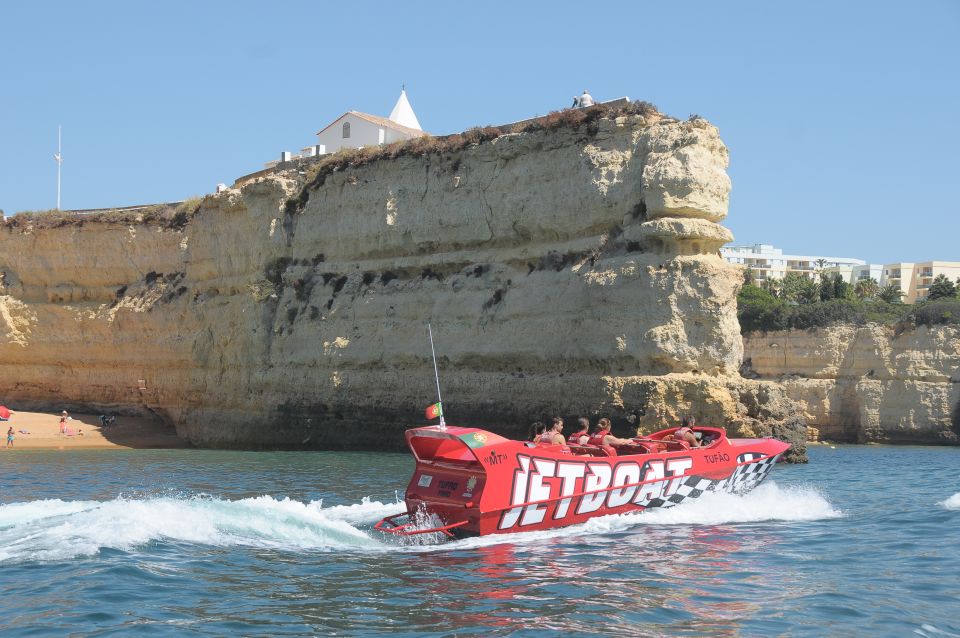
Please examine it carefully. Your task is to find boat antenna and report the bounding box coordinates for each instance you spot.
[428,323,446,430]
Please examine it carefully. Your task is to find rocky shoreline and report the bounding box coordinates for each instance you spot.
[743,324,959,445]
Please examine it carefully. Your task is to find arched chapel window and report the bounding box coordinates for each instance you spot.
[342,122,351,139]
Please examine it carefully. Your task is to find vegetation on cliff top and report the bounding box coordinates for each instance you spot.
[738,271,960,333]
[283,100,661,217]
[4,101,661,229]
[3,198,203,231]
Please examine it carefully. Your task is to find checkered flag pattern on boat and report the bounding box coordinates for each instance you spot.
[725,452,778,493]
[642,452,781,510]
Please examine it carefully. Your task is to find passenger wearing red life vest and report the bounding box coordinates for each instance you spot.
[673,415,702,448]
[567,417,590,445]
[586,417,634,455]
[536,416,571,453]
[538,416,566,446]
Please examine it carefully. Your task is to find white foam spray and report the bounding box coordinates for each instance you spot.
[438,481,842,552]
[940,492,960,510]
[0,494,404,563]
[0,482,839,562]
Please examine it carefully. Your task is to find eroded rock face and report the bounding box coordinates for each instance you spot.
[604,373,807,463]
[743,325,960,444]
[0,112,804,458]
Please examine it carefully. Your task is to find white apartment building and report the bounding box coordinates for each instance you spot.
[721,244,865,282]
[724,244,960,303]
[825,261,960,302]
[822,264,884,285]
[882,261,960,304]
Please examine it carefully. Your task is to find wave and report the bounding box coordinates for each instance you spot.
[0,495,405,562]
[443,481,842,551]
[940,493,960,510]
[625,481,842,525]
[0,482,840,561]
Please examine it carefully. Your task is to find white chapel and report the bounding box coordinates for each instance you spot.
[314,88,426,155]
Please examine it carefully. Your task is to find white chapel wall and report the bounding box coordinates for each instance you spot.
[316,114,385,154]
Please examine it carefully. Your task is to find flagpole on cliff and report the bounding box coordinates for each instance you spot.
[54,125,62,210]
[428,323,446,430]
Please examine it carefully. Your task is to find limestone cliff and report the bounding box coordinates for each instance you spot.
[743,325,960,444]
[0,109,805,459]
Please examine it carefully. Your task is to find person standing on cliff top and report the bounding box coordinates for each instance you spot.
[571,90,596,108]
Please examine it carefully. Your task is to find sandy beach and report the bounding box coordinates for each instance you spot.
[0,409,187,450]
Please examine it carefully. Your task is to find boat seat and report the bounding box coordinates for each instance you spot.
[567,444,615,457]
[617,443,652,455]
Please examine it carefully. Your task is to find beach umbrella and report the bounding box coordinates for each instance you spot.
[0,405,10,420]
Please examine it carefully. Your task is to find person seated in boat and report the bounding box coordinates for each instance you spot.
[528,421,546,442]
[567,417,590,445]
[587,418,635,454]
[673,415,701,448]
[536,416,573,453]
[539,416,566,445]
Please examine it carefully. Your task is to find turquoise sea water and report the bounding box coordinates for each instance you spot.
[1,445,958,637]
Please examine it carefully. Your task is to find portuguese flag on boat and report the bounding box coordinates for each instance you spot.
[425,402,443,420]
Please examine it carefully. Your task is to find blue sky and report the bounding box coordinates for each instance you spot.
[1,1,957,264]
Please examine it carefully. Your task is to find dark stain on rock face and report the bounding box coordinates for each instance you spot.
[483,287,508,310]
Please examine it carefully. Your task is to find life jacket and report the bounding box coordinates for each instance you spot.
[675,427,692,440]
[567,431,588,445]
[587,430,609,446]
[587,430,616,456]
[537,433,557,446]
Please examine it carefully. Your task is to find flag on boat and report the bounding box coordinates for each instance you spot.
[425,402,443,420]
[0,405,10,420]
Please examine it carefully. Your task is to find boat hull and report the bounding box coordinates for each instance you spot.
[382,425,790,538]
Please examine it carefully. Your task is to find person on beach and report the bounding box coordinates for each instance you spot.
[6,426,13,447]
[59,410,69,435]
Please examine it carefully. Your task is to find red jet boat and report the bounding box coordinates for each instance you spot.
[376,424,790,538]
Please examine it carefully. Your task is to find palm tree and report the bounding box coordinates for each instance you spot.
[814,258,828,282]
[762,277,782,298]
[854,277,880,300]
[878,284,904,304]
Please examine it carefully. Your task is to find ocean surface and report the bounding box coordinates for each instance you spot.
[1,445,958,637]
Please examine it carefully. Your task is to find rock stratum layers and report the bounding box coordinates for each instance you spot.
[0,111,806,460]
[743,325,960,444]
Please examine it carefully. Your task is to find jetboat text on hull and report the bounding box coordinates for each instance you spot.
[376,425,791,538]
